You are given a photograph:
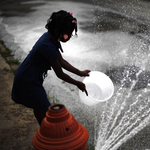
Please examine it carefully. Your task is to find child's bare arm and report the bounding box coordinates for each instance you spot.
[58,52,90,76]
[49,59,88,95]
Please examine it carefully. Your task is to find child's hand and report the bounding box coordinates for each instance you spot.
[77,81,88,96]
[80,70,91,77]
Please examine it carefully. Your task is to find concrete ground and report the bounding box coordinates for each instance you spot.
[0,43,38,150]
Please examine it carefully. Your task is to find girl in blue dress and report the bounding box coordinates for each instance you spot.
[12,10,90,125]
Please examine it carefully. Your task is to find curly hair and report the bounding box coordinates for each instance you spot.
[45,10,77,37]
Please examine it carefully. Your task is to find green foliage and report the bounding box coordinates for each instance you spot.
[0,40,4,45]
[10,67,18,74]
[0,40,20,74]
[0,47,12,58]
[87,146,95,150]
[6,57,20,66]
[70,89,75,91]
[47,94,60,104]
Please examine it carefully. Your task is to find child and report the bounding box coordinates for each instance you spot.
[11,10,90,125]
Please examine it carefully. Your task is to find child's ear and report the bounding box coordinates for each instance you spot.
[63,34,68,40]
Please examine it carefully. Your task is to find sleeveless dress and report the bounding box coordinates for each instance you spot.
[11,32,63,111]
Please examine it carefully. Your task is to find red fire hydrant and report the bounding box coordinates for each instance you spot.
[32,104,89,150]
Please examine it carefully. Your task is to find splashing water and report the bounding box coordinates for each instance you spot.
[95,95,150,150]
[91,0,150,149]
[95,57,150,149]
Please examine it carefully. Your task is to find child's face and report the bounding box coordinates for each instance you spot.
[59,29,73,42]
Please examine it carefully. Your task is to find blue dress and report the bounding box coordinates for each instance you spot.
[11,32,63,111]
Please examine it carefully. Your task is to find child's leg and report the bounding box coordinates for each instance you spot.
[33,109,47,125]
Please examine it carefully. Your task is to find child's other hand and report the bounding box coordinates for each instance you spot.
[77,81,88,96]
[80,70,91,77]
